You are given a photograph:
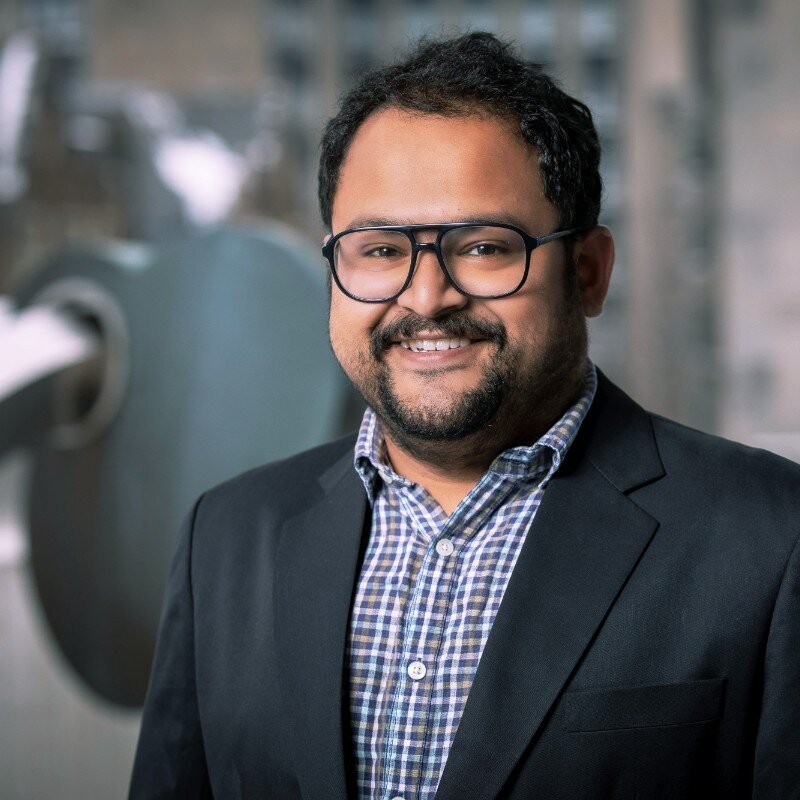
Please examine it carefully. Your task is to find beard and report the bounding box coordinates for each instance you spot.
[337,272,589,460]
[377,358,508,441]
[371,311,512,442]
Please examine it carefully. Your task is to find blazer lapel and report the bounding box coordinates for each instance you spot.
[436,376,664,800]
[273,449,368,800]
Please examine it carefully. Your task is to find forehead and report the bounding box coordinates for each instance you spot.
[332,108,554,231]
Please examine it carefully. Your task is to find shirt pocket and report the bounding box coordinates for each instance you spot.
[563,677,726,733]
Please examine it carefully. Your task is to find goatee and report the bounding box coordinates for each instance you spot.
[370,311,511,443]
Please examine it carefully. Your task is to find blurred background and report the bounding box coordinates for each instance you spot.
[0,0,798,796]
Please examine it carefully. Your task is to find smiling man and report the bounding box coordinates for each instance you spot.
[130,34,800,800]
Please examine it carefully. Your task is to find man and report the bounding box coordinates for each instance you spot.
[130,33,800,799]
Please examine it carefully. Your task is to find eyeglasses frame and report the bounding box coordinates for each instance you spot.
[321,221,579,303]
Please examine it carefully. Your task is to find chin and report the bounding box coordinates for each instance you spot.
[376,370,506,443]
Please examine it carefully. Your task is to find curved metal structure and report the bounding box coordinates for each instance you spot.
[7,225,351,706]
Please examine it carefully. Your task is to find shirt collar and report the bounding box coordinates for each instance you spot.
[354,360,597,504]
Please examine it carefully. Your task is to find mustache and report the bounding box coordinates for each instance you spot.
[370,312,507,359]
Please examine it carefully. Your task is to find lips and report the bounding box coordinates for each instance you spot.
[399,337,472,352]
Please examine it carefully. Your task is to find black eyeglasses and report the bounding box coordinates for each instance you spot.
[321,222,577,302]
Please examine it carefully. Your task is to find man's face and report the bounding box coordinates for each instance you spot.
[328,108,594,455]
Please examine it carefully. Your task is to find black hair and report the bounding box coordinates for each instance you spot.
[318,32,602,232]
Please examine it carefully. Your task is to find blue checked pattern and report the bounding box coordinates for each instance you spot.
[346,362,597,800]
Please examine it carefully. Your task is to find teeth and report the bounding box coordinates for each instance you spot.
[399,337,472,352]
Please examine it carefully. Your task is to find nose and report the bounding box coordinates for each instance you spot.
[396,244,469,318]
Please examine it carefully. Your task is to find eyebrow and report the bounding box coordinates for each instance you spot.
[342,213,534,231]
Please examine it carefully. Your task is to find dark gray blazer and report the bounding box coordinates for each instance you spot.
[129,374,800,799]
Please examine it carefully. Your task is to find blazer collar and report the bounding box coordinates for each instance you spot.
[582,369,665,493]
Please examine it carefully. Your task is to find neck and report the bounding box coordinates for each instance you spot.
[383,438,482,515]
[379,373,584,514]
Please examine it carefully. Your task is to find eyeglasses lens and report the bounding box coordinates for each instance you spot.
[441,226,526,297]
[333,230,411,301]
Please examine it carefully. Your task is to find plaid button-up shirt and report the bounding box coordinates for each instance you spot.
[346,362,597,800]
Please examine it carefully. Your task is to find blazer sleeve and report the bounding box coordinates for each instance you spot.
[128,496,213,800]
[752,531,800,799]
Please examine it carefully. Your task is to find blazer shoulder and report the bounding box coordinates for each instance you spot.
[197,433,358,522]
[649,411,800,486]
[589,373,800,577]
[595,373,800,489]
[646,412,800,556]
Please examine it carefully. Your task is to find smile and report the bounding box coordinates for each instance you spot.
[399,337,473,352]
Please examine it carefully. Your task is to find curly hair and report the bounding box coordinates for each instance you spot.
[318,32,602,232]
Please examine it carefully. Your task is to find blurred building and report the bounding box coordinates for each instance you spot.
[623,0,799,460]
[716,0,800,458]
[1,1,799,798]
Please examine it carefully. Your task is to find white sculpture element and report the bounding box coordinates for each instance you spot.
[0,296,99,404]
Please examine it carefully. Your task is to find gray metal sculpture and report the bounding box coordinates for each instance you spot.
[5,224,352,707]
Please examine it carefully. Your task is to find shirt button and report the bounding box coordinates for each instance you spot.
[407,660,427,680]
[435,538,454,556]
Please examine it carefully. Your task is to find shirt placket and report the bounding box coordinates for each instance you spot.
[378,483,446,800]
[379,475,518,800]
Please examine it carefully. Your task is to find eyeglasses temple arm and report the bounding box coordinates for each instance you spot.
[534,228,579,246]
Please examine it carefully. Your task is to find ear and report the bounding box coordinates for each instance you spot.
[573,225,615,318]
[323,233,332,246]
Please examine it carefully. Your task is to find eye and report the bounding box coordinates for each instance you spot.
[339,229,411,261]
[462,241,509,257]
[467,243,500,256]
[364,245,405,258]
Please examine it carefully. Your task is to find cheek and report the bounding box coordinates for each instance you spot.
[328,294,384,365]
[497,293,546,339]
[327,298,351,364]
[499,291,565,358]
